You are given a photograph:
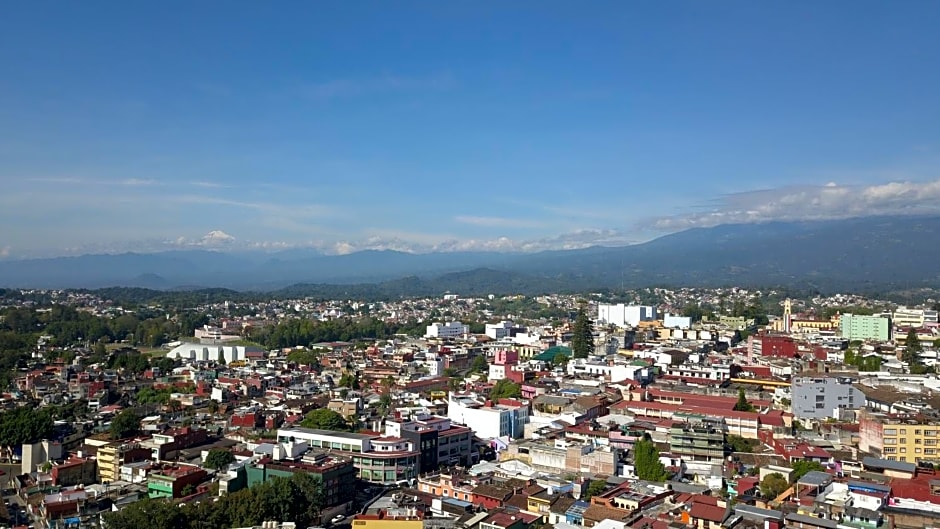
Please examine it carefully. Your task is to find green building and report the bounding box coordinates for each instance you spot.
[243,452,356,509]
[840,313,891,342]
[147,465,208,499]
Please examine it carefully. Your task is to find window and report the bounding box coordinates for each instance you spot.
[883,438,896,445]
[900,448,907,453]
[885,429,897,435]
[901,429,908,434]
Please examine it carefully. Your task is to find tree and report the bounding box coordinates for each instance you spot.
[489,379,522,400]
[377,393,393,416]
[552,352,570,366]
[791,460,825,481]
[726,434,756,453]
[470,354,489,373]
[109,409,141,440]
[583,480,607,500]
[338,372,360,390]
[0,406,54,451]
[760,473,788,500]
[733,388,755,412]
[204,449,236,470]
[571,307,594,359]
[633,437,668,481]
[299,408,351,431]
[207,400,220,414]
[903,328,924,370]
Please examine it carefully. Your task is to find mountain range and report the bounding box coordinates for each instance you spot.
[2,215,939,293]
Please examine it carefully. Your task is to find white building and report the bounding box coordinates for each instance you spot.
[447,395,528,439]
[792,376,866,420]
[485,321,515,340]
[566,358,650,382]
[425,321,469,339]
[166,343,262,364]
[663,314,692,330]
[891,306,940,328]
[597,304,657,327]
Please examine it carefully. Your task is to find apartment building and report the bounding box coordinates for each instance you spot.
[791,377,866,420]
[96,441,151,483]
[425,322,469,339]
[891,306,940,328]
[597,304,656,327]
[447,395,529,439]
[840,314,891,342]
[859,410,940,464]
[669,413,726,463]
[276,427,420,485]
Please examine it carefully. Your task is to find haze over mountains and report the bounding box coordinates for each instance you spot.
[1,216,939,293]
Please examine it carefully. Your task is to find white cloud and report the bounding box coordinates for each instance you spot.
[318,228,633,255]
[652,179,940,231]
[0,246,10,258]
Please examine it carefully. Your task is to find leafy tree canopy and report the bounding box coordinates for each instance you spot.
[760,472,789,500]
[633,437,668,481]
[103,473,324,529]
[0,406,54,448]
[791,460,825,481]
[470,354,489,373]
[583,480,607,500]
[733,388,755,412]
[488,379,522,401]
[204,448,236,470]
[110,409,141,440]
[299,408,352,431]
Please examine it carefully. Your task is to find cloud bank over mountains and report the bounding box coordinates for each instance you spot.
[652,180,940,231]
[4,178,940,260]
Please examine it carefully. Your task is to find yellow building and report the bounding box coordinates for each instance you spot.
[96,441,150,483]
[860,410,940,464]
[352,511,423,529]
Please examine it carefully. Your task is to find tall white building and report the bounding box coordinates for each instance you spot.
[485,321,516,340]
[425,321,469,339]
[597,304,657,327]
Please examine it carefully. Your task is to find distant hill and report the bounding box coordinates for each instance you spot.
[2,215,939,292]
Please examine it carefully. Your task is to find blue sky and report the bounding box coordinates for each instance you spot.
[2,1,940,258]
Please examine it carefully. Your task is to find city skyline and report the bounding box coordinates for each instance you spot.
[2,1,940,258]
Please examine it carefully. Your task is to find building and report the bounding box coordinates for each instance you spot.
[754,335,798,359]
[97,441,152,483]
[147,464,208,498]
[352,509,423,529]
[50,457,98,487]
[669,413,726,463]
[597,304,657,327]
[891,307,940,328]
[245,452,356,508]
[425,322,469,339]
[791,377,866,420]
[447,395,529,439]
[840,314,891,342]
[663,314,692,330]
[859,409,940,464]
[385,414,475,471]
[166,343,264,364]
[486,321,517,340]
[276,428,419,485]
